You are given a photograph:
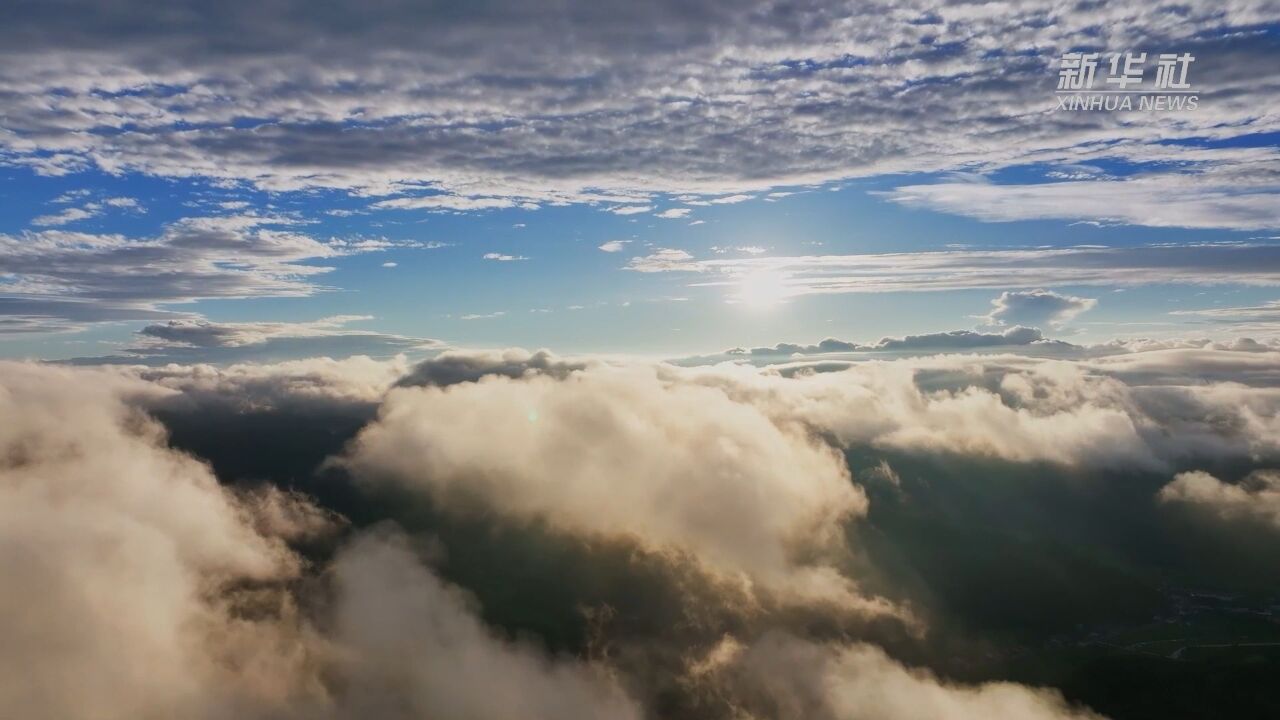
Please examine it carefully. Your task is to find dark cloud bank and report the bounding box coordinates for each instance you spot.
[3,344,1280,719]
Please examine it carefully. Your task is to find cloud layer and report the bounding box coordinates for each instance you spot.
[627,242,1280,295]
[2,0,1279,208]
[0,215,423,333]
[8,339,1280,718]
[342,364,880,608]
[0,360,640,720]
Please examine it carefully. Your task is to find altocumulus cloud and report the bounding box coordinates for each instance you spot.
[2,0,1279,215]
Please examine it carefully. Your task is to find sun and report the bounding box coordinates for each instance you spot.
[734,269,789,308]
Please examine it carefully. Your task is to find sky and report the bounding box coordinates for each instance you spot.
[3,0,1280,363]
[7,4,1280,720]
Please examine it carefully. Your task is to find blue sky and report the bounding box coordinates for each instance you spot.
[2,2,1279,363]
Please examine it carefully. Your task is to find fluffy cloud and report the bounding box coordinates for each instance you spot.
[684,358,1158,468]
[0,360,642,720]
[327,530,642,719]
[0,361,310,719]
[655,208,692,219]
[1158,469,1280,529]
[681,347,1280,469]
[139,354,413,411]
[340,364,885,609]
[691,633,1103,720]
[17,346,1280,718]
[983,289,1097,330]
[395,347,592,387]
[339,343,1280,632]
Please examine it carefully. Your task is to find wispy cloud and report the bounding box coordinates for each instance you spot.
[30,196,144,227]
[883,161,1280,231]
[110,315,439,363]
[0,214,421,333]
[626,243,1280,294]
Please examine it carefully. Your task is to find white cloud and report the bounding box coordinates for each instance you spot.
[109,315,438,363]
[597,240,630,252]
[30,196,144,227]
[694,633,1103,720]
[655,208,692,219]
[395,348,590,388]
[328,530,643,720]
[336,343,1280,619]
[1158,469,1280,529]
[676,346,1280,469]
[625,243,1280,295]
[0,362,308,718]
[983,289,1097,329]
[482,253,527,261]
[340,363,888,609]
[3,2,1279,207]
[8,349,1280,718]
[373,195,520,212]
[1169,299,1280,337]
[0,360,645,719]
[1172,300,1280,321]
[722,326,1054,358]
[139,354,414,409]
[883,165,1280,231]
[0,215,422,332]
[625,248,694,272]
[712,245,767,255]
[30,207,95,227]
[137,315,375,349]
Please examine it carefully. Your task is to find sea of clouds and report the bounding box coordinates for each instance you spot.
[3,342,1279,719]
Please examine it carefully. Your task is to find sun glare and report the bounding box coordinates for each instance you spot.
[735,269,789,308]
